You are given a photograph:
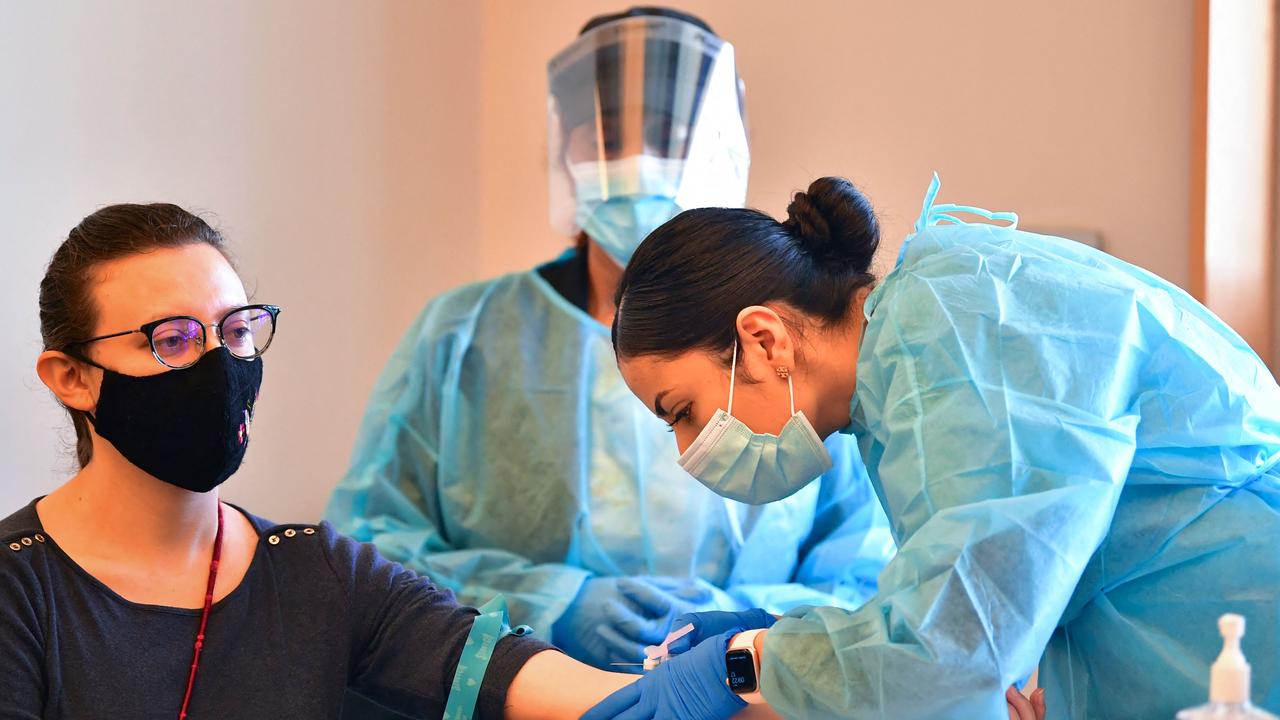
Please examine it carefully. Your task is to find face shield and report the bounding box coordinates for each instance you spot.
[547,15,750,262]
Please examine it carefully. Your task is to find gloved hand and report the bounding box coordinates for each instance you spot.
[666,608,776,655]
[553,576,721,671]
[611,576,721,647]
[581,630,747,720]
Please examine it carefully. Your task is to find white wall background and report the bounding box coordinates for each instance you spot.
[1,0,1197,522]
[1202,0,1277,373]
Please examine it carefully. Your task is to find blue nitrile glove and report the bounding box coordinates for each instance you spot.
[610,576,719,649]
[554,577,719,671]
[666,608,776,655]
[581,630,747,720]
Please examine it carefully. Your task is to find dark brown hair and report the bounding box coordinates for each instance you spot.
[612,176,880,362]
[39,203,231,468]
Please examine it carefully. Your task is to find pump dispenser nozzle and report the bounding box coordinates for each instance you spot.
[1212,614,1251,704]
[1177,613,1278,719]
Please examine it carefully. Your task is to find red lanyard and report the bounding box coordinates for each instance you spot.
[178,503,224,719]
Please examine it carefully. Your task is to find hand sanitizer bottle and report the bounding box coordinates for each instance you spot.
[1177,614,1278,719]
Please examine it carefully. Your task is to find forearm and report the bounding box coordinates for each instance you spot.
[741,629,773,708]
[735,705,783,719]
[505,650,783,720]
[504,651,635,719]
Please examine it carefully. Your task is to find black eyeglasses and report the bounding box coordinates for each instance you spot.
[66,304,282,370]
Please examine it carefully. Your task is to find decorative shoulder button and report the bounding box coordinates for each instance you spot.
[268,535,280,545]
[8,542,21,552]
[302,528,316,536]
[21,537,32,546]
[283,528,297,538]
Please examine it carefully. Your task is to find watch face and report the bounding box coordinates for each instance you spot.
[725,649,758,694]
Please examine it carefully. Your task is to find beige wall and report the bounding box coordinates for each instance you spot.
[1275,0,1280,377]
[477,0,1195,285]
[0,1,1198,522]
[0,1,486,521]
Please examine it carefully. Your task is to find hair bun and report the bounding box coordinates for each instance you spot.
[783,176,879,273]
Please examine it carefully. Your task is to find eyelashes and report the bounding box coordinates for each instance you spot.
[666,404,692,432]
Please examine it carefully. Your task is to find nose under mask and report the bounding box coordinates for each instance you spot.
[676,340,832,504]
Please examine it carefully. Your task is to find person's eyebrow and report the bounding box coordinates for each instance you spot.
[653,389,673,418]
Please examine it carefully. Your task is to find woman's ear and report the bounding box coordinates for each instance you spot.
[735,305,796,378]
[854,285,873,313]
[36,350,99,413]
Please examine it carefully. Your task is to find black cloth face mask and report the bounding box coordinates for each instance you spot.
[84,347,264,493]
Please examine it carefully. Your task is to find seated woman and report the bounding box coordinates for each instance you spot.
[0,202,643,719]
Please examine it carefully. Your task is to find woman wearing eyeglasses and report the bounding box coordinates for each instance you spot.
[0,203,658,719]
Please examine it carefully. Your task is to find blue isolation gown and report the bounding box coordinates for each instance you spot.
[761,178,1280,719]
[325,252,895,644]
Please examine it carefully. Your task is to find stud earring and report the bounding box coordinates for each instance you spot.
[775,366,790,379]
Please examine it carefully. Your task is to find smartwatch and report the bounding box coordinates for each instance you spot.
[725,628,765,700]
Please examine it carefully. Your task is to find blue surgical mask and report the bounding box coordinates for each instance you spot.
[677,340,832,504]
[577,196,683,266]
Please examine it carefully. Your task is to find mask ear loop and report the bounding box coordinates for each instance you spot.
[723,339,747,551]
[787,373,796,417]
[66,351,108,427]
[727,338,738,416]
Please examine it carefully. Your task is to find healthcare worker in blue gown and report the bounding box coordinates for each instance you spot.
[588,174,1280,719]
[324,7,894,674]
